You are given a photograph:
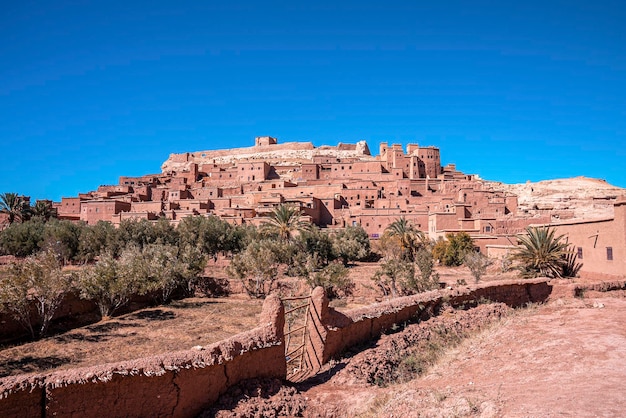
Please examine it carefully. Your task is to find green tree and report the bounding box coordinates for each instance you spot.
[261,204,310,241]
[371,258,415,297]
[30,200,56,221]
[414,247,439,289]
[384,217,425,261]
[331,225,371,265]
[76,247,151,318]
[297,227,335,265]
[306,261,353,299]
[226,240,282,298]
[77,221,116,262]
[177,243,207,295]
[178,215,234,259]
[114,219,159,251]
[140,244,185,303]
[0,192,30,224]
[433,232,475,266]
[0,251,72,338]
[42,219,83,264]
[151,217,179,246]
[0,218,45,257]
[512,226,570,278]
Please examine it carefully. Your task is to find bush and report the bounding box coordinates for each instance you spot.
[0,218,45,257]
[226,240,282,298]
[432,232,474,266]
[306,262,354,299]
[76,248,150,318]
[0,251,72,338]
[512,226,571,278]
[331,225,370,265]
[464,252,493,283]
[371,259,415,297]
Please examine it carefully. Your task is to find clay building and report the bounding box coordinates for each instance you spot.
[49,135,624,275]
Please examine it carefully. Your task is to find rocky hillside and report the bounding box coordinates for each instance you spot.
[484,177,626,220]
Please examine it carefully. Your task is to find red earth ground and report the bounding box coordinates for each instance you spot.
[1,262,625,416]
[208,287,626,417]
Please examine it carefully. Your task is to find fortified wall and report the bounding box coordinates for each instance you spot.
[161,137,373,173]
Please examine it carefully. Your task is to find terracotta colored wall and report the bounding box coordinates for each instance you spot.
[305,279,552,367]
[547,209,626,278]
[0,295,286,418]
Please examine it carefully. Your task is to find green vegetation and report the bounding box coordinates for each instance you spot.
[384,217,425,261]
[0,198,373,341]
[330,225,370,265]
[371,218,439,297]
[464,251,493,283]
[432,232,474,266]
[260,203,310,241]
[0,251,72,338]
[0,192,31,224]
[513,226,580,278]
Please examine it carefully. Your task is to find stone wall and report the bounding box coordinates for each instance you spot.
[0,295,286,418]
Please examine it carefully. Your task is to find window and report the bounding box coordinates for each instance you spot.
[485,225,492,232]
[607,247,613,261]
[577,247,583,259]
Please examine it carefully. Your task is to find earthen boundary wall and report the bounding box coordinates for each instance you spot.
[305,278,552,367]
[0,295,286,418]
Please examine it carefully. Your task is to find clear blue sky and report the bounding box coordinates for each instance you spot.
[1,0,625,202]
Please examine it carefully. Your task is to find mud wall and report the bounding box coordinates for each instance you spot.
[306,278,552,367]
[0,295,286,418]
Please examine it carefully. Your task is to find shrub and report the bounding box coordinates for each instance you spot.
[331,225,371,265]
[76,248,150,318]
[371,258,415,297]
[0,218,45,257]
[432,232,474,266]
[464,252,493,283]
[0,251,72,338]
[512,226,571,278]
[226,240,282,298]
[306,261,353,299]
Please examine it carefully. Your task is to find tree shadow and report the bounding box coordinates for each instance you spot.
[86,321,141,333]
[125,309,176,321]
[0,355,72,378]
[171,300,222,309]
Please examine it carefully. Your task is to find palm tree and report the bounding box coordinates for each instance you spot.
[262,204,310,241]
[31,200,56,221]
[385,217,425,261]
[0,192,29,224]
[512,226,570,278]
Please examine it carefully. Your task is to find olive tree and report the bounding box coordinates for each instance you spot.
[464,252,493,283]
[331,225,371,265]
[0,251,72,338]
[226,240,282,298]
[76,247,150,318]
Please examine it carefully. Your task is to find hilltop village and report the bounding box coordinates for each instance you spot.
[53,137,538,246]
[48,136,625,279]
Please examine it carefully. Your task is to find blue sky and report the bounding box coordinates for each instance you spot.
[1,0,625,202]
